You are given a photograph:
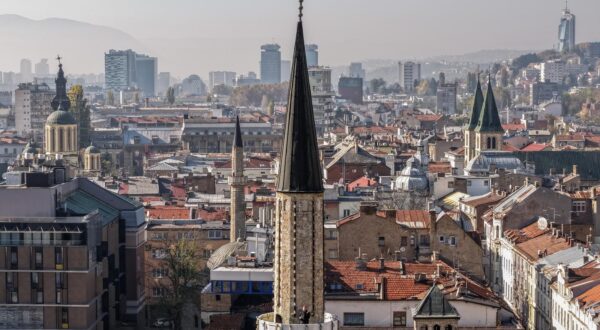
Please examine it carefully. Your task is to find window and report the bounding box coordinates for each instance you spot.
[202,249,214,258]
[61,307,69,327]
[153,268,168,278]
[10,291,18,304]
[439,235,445,243]
[420,235,430,247]
[152,249,166,259]
[355,284,364,290]
[177,232,194,240]
[449,236,456,246]
[36,290,43,304]
[56,291,62,304]
[55,247,64,270]
[215,294,221,301]
[133,136,141,144]
[343,313,364,326]
[328,249,338,259]
[393,311,407,326]
[153,287,165,297]
[326,230,338,240]
[31,272,39,288]
[343,209,351,217]
[467,180,472,187]
[208,230,222,240]
[378,236,385,247]
[151,232,167,240]
[10,247,17,268]
[34,248,43,269]
[56,273,65,289]
[401,236,408,247]
[572,201,586,213]
[484,180,489,187]
[434,325,441,330]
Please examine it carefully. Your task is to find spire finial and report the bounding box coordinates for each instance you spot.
[299,0,304,21]
[56,55,62,66]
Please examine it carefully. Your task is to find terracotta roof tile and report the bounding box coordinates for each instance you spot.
[516,233,571,261]
[396,210,431,228]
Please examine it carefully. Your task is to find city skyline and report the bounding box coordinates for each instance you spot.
[0,0,598,77]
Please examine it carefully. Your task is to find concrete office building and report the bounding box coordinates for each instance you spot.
[540,60,566,84]
[135,55,157,97]
[208,71,236,90]
[306,44,319,67]
[20,59,33,83]
[399,61,421,93]
[157,72,171,96]
[105,49,137,91]
[349,62,365,79]
[260,44,281,84]
[14,83,54,141]
[436,73,458,114]
[34,59,50,77]
[0,172,147,329]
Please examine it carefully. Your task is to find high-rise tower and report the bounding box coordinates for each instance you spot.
[228,116,247,242]
[259,1,333,327]
[558,1,576,52]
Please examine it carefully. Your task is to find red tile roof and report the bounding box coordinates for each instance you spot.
[146,206,190,220]
[415,114,443,122]
[516,233,571,261]
[521,143,550,152]
[428,162,452,174]
[502,123,526,132]
[395,210,431,228]
[504,221,549,244]
[346,176,378,192]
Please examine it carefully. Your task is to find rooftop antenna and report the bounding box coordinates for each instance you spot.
[299,0,304,21]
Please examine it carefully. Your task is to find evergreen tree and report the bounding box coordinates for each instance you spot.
[106,90,115,106]
[166,87,176,105]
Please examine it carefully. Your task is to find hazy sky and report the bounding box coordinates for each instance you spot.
[3,0,600,77]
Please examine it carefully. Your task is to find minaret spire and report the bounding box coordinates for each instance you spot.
[229,115,247,242]
[276,8,322,193]
[270,0,326,325]
[299,0,304,21]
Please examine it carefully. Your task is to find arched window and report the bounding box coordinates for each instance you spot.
[434,325,441,330]
[492,137,497,149]
[445,325,453,330]
[486,137,491,149]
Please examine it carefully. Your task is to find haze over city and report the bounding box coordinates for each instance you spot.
[3,1,600,330]
[1,0,599,76]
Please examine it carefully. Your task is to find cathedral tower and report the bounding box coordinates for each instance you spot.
[464,76,484,164]
[474,78,504,157]
[228,116,247,242]
[45,59,78,156]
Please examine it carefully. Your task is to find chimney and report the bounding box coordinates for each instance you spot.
[573,165,578,176]
[431,251,438,261]
[355,256,367,271]
[399,261,405,275]
[379,277,387,300]
[378,258,385,271]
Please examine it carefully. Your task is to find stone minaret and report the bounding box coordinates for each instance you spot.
[229,116,247,242]
[273,13,325,324]
[464,76,484,164]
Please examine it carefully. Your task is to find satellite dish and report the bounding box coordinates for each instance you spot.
[537,217,548,230]
[206,240,246,270]
[400,247,406,252]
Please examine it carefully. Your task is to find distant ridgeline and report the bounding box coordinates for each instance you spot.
[514,150,600,180]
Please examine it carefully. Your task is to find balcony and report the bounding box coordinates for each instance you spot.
[257,313,338,330]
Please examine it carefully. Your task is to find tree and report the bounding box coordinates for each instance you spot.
[212,84,234,96]
[101,152,116,176]
[166,87,176,105]
[106,90,115,106]
[368,78,387,94]
[500,68,510,88]
[230,83,288,107]
[68,85,91,147]
[155,237,206,330]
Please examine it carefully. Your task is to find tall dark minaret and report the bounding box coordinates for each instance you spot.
[464,75,484,164]
[273,0,325,324]
[229,116,247,242]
